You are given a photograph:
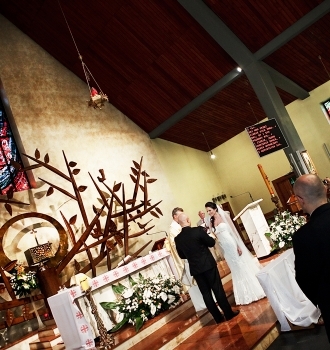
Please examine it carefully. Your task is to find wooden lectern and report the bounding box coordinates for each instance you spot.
[233,199,272,258]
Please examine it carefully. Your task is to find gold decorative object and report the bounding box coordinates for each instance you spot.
[25,242,53,266]
[257,164,282,212]
[257,164,275,195]
[0,212,68,269]
[88,87,109,109]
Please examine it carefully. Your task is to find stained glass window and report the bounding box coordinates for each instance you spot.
[0,98,30,194]
[321,98,330,125]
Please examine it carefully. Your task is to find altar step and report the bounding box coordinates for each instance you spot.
[105,259,279,350]
[106,260,233,349]
[106,279,278,350]
[29,321,63,350]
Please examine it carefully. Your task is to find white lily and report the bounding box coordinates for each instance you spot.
[150,304,156,315]
[160,292,167,301]
[122,288,134,298]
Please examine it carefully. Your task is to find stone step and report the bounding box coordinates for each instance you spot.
[28,320,62,350]
[29,334,63,350]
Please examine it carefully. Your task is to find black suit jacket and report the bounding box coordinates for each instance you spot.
[174,225,216,276]
[293,203,330,307]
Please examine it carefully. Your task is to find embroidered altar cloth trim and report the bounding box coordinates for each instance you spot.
[68,248,171,302]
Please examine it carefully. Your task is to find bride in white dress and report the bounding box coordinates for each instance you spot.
[205,202,265,305]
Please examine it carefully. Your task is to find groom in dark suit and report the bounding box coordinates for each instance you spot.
[174,213,239,323]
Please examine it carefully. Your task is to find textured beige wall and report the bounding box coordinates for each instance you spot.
[151,138,225,220]
[0,15,179,270]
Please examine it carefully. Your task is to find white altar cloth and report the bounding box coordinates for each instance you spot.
[48,249,174,349]
[256,249,320,331]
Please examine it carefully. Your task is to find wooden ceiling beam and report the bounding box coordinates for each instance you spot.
[149,68,242,138]
[254,0,330,60]
[262,63,309,100]
[149,0,322,140]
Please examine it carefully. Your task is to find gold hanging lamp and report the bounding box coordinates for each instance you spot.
[58,1,108,109]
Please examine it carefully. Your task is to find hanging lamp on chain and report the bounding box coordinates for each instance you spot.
[58,1,108,109]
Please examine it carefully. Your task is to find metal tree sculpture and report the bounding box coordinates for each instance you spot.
[19,150,162,279]
[0,150,164,346]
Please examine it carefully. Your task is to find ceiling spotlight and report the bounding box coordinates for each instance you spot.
[237,67,242,72]
[210,151,216,159]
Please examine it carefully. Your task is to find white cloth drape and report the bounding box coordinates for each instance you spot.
[256,249,320,331]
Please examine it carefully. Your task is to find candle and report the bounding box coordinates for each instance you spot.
[164,238,171,252]
[80,276,90,292]
[257,164,275,195]
[117,255,132,268]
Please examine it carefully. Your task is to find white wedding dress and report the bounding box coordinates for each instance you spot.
[215,222,266,305]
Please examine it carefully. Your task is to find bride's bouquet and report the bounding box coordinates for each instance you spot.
[265,210,306,250]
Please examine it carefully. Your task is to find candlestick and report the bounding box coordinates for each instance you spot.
[84,288,114,349]
[257,164,275,195]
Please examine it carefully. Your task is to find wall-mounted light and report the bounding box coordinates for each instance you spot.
[237,67,242,72]
[202,132,216,160]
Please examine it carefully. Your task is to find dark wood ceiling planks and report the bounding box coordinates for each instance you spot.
[0,0,329,152]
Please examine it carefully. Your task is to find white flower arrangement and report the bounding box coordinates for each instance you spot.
[265,210,307,250]
[9,263,38,298]
[100,273,183,332]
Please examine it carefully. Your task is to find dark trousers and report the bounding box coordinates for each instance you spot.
[194,266,233,322]
[318,300,330,342]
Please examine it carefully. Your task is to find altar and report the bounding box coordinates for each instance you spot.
[48,249,176,349]
[256,249,320,331]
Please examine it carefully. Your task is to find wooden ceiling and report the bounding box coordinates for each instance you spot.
[1,0,330,151]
